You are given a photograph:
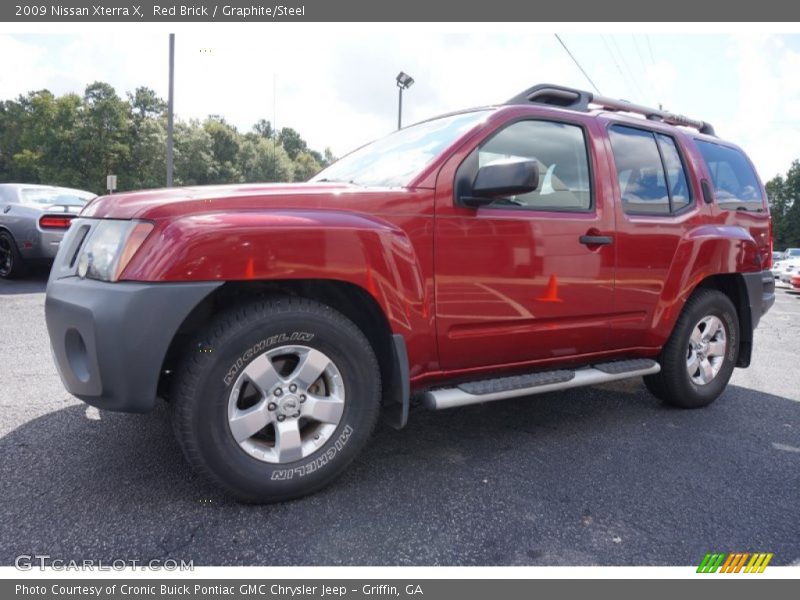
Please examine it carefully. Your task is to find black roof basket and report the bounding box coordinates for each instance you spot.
[506,83,716,136]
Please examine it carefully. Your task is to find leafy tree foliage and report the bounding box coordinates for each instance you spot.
[0,82,332,194]
[766,160,800,250]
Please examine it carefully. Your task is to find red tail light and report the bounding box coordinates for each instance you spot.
[767,217,774,269]
[39,215,74,229]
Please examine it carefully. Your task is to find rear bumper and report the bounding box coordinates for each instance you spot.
[742,270,775,330]
[14,228,64,261]
[36,228,67,259]
[45,277,221,413]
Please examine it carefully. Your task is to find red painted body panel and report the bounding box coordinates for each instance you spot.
[432,110,616,370]
[85,104,771,391]
[597,115,770,350]
[117,188,440,378]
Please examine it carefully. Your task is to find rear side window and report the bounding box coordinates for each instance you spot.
[20,188,93,207]
[608,125,693,215]
[695,140,762,209]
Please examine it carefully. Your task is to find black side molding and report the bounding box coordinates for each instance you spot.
[737,270,776,368]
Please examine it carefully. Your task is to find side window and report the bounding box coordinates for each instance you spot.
[608,125,693,215]
[656,134,691,212]
[478,120,592,211]
[695,140,763,209]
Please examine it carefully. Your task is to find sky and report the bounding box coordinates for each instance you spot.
[1,30,799,180]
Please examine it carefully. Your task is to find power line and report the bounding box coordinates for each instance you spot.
[610,35,646,101]
[554,33,601,94]
[631,35,658,106]
[601,34,634,99]
[645,35,656,66]
[632,34,648,77]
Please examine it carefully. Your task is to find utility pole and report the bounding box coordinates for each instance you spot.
[397,86,403,130]
[396,71,414,130]
[166,33,175,187]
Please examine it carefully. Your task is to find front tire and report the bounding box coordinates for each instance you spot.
[644,289,739,409]
[171,297,381,503]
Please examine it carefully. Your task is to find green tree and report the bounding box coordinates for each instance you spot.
[173,120,217,185]
[240,137,295,183]
[203,116,241,183]
[128,86,167,120]
[277,127,308,160]
[292,150,322,181]
[76,82,131,192]
[0,81,329,192]
[43,92,84,187]
[2,90,58,183]
[766,160,800,249]
[252,119,274,140]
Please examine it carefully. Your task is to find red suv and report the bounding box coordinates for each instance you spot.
[45,84,775,502]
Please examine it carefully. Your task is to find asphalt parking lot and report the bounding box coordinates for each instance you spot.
[1,274,798,567]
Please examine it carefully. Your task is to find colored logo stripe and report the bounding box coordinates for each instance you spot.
[697,552,773,573]
[697,553,726,573]
[745,553,773,573]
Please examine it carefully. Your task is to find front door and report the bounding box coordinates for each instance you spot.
[434,117,616,371]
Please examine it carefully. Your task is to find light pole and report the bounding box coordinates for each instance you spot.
[166,33,175,187]
[396,71,414,130]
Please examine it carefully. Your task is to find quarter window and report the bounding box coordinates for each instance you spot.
[477,120,592,211]
[608,125,693,215]
[695,140,762,209]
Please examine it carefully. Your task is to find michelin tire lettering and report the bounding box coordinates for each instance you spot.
[223,332,314,385]
[271,425,353,480]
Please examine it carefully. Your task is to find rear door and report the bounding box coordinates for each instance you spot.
[433,115,616,371]
[693,138,772,267]
[604,122,702,349]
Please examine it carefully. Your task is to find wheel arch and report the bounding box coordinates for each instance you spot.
[653,226,763,367]
[158,278,410,427]
[694,273,753,367]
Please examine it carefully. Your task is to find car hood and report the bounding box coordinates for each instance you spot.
[80,182,408,220]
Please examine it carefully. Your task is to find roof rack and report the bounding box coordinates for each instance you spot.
[505,83,716,136]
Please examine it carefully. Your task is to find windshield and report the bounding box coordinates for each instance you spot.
[312,110,492,187]
[20,187,94,207]
[786,249,800,258]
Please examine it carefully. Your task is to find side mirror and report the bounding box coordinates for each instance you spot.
[460,159,539,208]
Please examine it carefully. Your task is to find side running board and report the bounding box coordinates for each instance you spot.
[423,359,660,410]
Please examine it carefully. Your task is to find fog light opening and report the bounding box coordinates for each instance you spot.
[64,328,90,383]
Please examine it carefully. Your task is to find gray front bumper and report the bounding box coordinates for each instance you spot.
[45,277,221,413]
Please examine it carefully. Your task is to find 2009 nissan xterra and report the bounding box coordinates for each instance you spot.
[45,84,775,502]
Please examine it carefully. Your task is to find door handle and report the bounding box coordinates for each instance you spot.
[579,234,613,246]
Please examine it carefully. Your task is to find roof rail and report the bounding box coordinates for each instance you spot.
[505,83,716,136]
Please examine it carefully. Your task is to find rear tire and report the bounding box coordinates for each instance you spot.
[171,296,381,503]
[0,230,27,279]
[644,289,739,409]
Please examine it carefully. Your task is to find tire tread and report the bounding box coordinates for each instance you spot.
[170,296,380,502]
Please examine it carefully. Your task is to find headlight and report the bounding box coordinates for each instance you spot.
[76,220,154,281]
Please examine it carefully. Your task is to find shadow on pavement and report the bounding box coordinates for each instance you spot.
[0,270,48,295]
[0,382,797,566]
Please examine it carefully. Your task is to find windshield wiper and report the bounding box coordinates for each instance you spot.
[315,178,361,186]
